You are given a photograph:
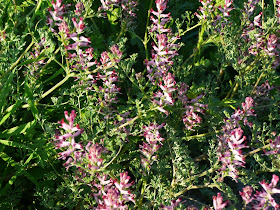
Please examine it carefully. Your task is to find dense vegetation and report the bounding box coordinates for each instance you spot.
[0,0,280,209]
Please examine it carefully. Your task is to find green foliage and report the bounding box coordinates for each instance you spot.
[0,0,280,209]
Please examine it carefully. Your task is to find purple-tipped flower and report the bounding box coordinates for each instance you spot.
[97,69,121,119]
[265,135,280,155]
[218,0,234,18]
[146,34,179,82]
[66,35,91,50]
[242,3,280,68]
[254,12,262,27]
[26,37,50,77]
[195,0,215,21]
[152,73,177,113]
[140,123,165,170]
[55,110,83,142]
[243,0,258,18]
[86,142,107,170]
[239,185,254,205]
[195,0,234,29]
[91,45,123,119]
[47,0,70,33]
[217,97,255,181]
[75,2,84,16]
[213,193,229,210]
[254,175,280,209]
[72,17,86,33]
[114,172,135,202]
[252,81,275,107]
[48,0,65,21]
[178,83,207,130]
[54,110,84,169]
[146,0,180,83]
[92,172,135,209]
[240,175,280,209]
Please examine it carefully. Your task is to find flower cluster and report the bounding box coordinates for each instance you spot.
[47,0,92,72]
[54,110,135,208]
[217,97,255,181]
[145,0,179,83]
[47,0,70,34]
[85,142,107,171]
[42,0,280,208]
[70,45,123,119]
[241,1,280,68]
[177,83,208,130]
[145,0,180,112]
[252,80,275,105]
[94,45,123,119]
[54,110,84,169]
[146,0,207,131]
[47,0,94,64]
[195,0,234,28]
[152,73,177,115]
[91,172,135,209]
[194,0,215,21]
[213,192,229,210]
[239,174,280,209]
[140,123,165,171]
[264,134,280,155]
[145,0,177,113]
[47,1,123,120]
[218,0,234,18]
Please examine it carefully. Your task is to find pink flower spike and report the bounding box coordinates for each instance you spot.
[254,12,262,27]
[218,0,234,18]
[239,186,254,205]
[113,172,135,202]
[249,174,280,209]
[75,2,84,16]
[213,193,229,210]
[241,97,254,112]
[54,110,84,166]
[140,123,165,169]
[260,174,280,195]
[72,17,85,33]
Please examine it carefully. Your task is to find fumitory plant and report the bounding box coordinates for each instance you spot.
[0,0,280,209]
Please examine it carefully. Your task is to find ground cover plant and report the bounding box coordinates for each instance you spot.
[0,0,280,209]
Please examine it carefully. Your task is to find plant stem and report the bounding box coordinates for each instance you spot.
[143,0,154,61]
[41,74,72,100]
[230,82,239,99]
[2,40,34,79]
[182,131,220,141]
[173,183,218,198]
[115,21,127,43]
[39,48,60,74]
[171,23,201,45]
[22,73,73,108]
[100,145,123,170]
[244,143,270,157]
[250,71,264,96]
[177,36,211,72]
